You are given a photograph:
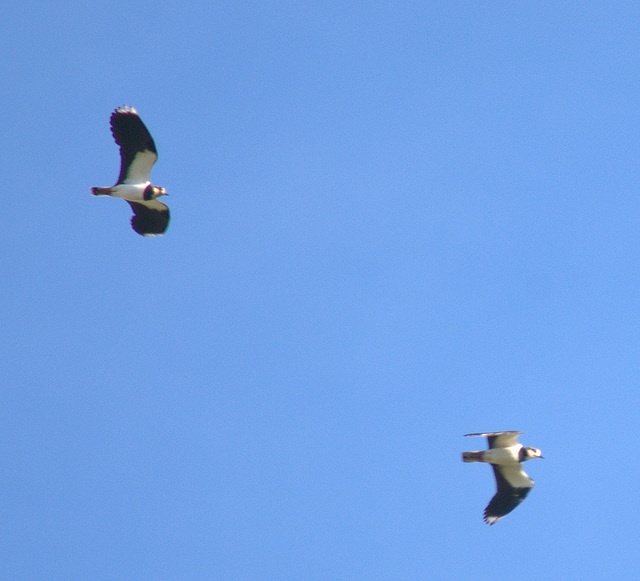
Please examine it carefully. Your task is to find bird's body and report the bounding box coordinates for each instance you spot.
[469,445,522,464]
[462,431,542,525]
[91,106,169,236]
[92,183,150,201]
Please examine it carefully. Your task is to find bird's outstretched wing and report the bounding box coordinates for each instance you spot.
[465,431,523,449]
[110,106,158,185]
[484,464,534,525]
[128,200,170,236]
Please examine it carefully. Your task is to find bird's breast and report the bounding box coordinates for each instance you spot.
[483,446,521,465]
[109,183,150,201]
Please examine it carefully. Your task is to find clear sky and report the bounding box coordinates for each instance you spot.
[2,1,640,579]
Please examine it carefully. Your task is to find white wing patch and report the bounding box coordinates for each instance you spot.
[140,199,169,212]
[122,149,157,184]
[497,464,534,489]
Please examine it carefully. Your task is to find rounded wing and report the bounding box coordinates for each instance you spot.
[110,106,158,185]
[127,200,170,236]
[484,464,534,525]
[464,431,523,449]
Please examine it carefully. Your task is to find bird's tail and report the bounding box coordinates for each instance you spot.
[462,451,484,462]
[91,187,112,196]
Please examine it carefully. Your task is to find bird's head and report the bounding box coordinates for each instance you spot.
[524,447,544,460]
[152,186,168,198]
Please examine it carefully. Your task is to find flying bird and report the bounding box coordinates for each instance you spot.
[462,431,543,525]
[91,106,169,236]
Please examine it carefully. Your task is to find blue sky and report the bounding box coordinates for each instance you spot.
[2,1,640,578]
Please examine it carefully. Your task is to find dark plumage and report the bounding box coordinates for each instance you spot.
[91,106,169,236]
[128,201,170,237]
[111,107,159,185]
[462,431,543,525]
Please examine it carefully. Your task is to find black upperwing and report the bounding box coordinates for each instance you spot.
[128,200,170,236]
[484,464,533,524]
[464,431,523,449]
[110,107,158,184]
[487,431,523,449]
